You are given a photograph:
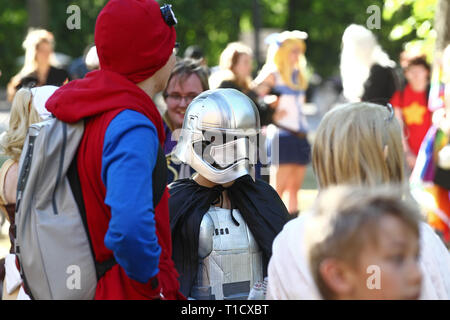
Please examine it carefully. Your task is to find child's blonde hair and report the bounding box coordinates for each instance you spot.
[312,102,405,188]
[273,37,308,91]
[1,88,42,161]
[306,185,421,299]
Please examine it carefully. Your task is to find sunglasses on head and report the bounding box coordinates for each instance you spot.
[365,99,395,122]
[385,103,394,121]
[160,4,177,27]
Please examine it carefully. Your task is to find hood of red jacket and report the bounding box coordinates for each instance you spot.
[46,69,165,143]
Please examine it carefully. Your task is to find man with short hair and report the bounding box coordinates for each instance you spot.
[46,0,183,299]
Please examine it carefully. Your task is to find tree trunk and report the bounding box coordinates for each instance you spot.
[27,0,49,29]
[252,0,262,69]
[434,0,450,55]
[286,0,310,30]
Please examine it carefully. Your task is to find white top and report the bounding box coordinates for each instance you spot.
[4,253,30,300]
[30,85,58,119]
[266,211,450,300]
[272,72,308,133]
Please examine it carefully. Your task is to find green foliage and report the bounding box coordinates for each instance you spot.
[0,0,107,86]
[260,0,406,78]
[383,0,437,61]
[286,0,394,77]
[172,0,252,67]
[0,0,441,87]
[48,0,107,59]
[0,0,28,86]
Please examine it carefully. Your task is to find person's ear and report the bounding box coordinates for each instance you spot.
[383,145,389,160]
[319,258,354,299]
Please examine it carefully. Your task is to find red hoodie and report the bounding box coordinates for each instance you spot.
[46,69,183,300]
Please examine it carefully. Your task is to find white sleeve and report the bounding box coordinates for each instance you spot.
[266,213,321,300]
[418,222,450,300]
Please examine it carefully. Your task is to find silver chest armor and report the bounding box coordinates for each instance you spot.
[191,206,263,300]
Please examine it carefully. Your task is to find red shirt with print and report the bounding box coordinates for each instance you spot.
[390,84,432,155]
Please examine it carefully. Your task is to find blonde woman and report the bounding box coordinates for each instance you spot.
[0,86,57,299]
[254,30,309,216]
[7,29,69,102]
[266,102,450,299]
[210,42,253,91]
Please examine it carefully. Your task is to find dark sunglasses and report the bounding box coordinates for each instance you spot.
[160,4,177,27]
[366,99,395,122]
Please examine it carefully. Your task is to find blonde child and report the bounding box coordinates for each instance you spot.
[0,86,57,299]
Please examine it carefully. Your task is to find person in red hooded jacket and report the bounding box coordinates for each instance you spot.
[45,0,184,300]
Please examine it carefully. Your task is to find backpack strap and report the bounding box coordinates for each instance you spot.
[67,143,168,281]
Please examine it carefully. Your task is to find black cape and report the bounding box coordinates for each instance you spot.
[169,174,290,297]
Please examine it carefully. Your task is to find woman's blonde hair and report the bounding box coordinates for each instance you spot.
[1,88,42,161]
[20,29,55,77]
[210,42,253,91]
[312,102,405,188]
[273,37,308,91]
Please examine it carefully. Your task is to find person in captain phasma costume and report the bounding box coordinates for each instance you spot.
[168,88,289,300]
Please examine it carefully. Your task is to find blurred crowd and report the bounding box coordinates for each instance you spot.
[6,24,448,234]
[0,0,449,301]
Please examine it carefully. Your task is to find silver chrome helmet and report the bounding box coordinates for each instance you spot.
[172,88,260,184]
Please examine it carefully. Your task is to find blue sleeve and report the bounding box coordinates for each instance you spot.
[102,109,161,283]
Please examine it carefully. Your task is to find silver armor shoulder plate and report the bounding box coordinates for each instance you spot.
[198,212,214,258]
